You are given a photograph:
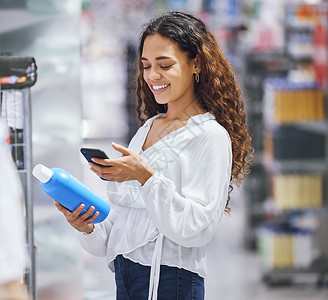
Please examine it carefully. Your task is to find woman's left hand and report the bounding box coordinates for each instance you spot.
[89,142,155,185]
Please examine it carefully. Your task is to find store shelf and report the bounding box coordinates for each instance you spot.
[263,158,327,174]
[262,262,328,287]
[294,122,328,134]
[264,121,328,134]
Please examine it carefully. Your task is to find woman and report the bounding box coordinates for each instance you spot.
[55,11,253,300]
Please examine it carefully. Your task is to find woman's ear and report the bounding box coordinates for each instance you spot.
[193,54,202,73]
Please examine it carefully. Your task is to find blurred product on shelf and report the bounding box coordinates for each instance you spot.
[264,79,325,125]
[287,32,314,59]
[285,2,328,88]
[264,126,326,160]
[273,173,322,210]
[286,3,318,27]
[258,224,315,269]
[313,20,327,89]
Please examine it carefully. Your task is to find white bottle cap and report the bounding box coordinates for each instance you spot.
[32,164,53,183]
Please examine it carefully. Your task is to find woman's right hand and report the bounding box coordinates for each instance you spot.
[54,201,98,234]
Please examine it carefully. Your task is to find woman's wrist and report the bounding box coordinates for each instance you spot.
[81,224,94,234]
[138,167,155,186]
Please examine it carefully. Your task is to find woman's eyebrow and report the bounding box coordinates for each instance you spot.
[141,56,173,61]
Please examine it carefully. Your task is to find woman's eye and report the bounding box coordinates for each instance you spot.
[143,66,151,70]
[161,65,172,70]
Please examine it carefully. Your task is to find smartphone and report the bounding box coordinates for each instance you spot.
[80,147,109,165]
[80,148,110,181]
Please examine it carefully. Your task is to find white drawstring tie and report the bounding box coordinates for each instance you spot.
[148,233,164,300]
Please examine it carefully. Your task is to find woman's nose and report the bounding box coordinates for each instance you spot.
[148,68,161,80]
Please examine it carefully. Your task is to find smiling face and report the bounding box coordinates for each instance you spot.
[141,34,200,107]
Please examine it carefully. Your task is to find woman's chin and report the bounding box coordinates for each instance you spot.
[154,97,169,105]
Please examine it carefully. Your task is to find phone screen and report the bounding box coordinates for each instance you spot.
[80,148,110,181]
[80,148,109,163]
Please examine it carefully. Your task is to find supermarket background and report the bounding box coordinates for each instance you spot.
[0,0,328,299]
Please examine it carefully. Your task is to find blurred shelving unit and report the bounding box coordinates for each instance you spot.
[243,51,292,250]
[260,81,328,286]
[248,2,328,287]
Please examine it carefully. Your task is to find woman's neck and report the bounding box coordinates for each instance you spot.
[163,99,206,121]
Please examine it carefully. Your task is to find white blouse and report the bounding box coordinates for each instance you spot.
[77,112,232,299]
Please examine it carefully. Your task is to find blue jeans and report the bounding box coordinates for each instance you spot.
[114,255,204,300]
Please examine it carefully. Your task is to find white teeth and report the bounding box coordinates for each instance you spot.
[153,84,169,90]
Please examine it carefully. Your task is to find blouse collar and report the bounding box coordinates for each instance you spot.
[143,112,215,128]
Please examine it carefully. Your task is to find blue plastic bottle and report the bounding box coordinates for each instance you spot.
[32,164,110,224]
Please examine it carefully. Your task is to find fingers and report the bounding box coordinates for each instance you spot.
[54,200,64,211]
[79,205,99,223]
[54,201,99,224]
[90,157,111,166]
[69,205,98,223]
[112,142,131,156]
[71,203,87,218]
[86,209,100,223]
[89,164,115,181]
[89,145,143,183]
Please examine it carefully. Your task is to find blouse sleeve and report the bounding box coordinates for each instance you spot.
[140,125,232,248]
[76,205,122,256]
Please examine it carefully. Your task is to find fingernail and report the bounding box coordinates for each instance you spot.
[80,204,85,208]
[112,142,118,146]
[91,206,95,210]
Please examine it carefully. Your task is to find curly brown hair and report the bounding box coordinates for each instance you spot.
[135,11,254,213]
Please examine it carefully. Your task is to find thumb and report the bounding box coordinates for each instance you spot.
[112,142,130,156]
